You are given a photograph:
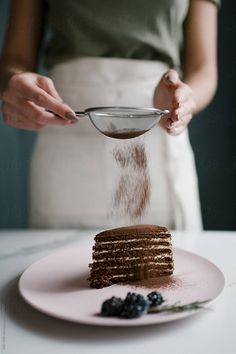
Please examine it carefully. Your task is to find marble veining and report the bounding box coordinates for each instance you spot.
[0,233,80,261]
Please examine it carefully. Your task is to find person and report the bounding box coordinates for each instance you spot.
[0,0,220,230]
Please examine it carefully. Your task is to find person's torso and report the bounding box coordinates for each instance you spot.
[45,0,189,69]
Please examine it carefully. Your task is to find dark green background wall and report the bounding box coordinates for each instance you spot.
[0,0,36,228]
[0,1,235,229]
[189,0,236,230]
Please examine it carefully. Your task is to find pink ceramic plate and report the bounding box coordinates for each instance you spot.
[19,246,224,326]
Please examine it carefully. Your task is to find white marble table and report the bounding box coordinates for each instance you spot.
[0,229,235,354]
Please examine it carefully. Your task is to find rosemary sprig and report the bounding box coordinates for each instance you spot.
[148,299,211,314]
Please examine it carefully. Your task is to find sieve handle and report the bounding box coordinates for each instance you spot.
[46,110,86,119]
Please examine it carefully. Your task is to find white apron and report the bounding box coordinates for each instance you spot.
[30,58,202,230]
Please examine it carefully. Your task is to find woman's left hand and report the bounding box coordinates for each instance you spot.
[153,69,196,136]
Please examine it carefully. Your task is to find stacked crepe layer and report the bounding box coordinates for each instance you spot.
[89,225,174,288]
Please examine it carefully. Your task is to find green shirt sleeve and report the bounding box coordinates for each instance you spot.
[210,0,221,7]
[198,0,221,8]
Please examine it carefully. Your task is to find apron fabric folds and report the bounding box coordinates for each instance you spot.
[30,57,202,230]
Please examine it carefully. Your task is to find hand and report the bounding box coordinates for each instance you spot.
[1,72,76,131]
[153,69,196,136]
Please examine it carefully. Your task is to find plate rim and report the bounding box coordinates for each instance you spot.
[18,246,225,327]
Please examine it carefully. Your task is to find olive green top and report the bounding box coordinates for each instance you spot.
[45,0,220,69]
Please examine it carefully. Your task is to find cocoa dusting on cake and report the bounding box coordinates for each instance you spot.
[112,141,150,220]
[94,224,169,240]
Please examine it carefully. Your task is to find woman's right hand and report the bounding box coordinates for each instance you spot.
[1,72,76,131]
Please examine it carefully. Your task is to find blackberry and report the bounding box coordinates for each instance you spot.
[147,291,164,307]
[120,292,149,318]
[101,296,124,316]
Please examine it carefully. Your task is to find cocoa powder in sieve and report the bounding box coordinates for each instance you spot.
[104,129,148,139]
[112,139,151,221]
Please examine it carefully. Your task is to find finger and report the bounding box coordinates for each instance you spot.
[162,114,187,130]
[169,109,179,122]
[24,101,72,126]
[164,118,174,129]
[167,126,185,136]
[171,113,192,129]
[167,124,183,136]
[3,100,71,127]
[172,100,195,121]
[38,76,63,102]
[170,105,185,122]
[159,112,172,130]
[3,75,64,108]
[167,114,192,135]
[3,90,72,124]
[172,86,192,108]
[163,69,180,86]
[167,119,183,130]
[18,82,76,120]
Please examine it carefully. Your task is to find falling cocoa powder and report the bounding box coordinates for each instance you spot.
[112,140,151,221]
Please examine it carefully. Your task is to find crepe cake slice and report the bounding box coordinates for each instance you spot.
[88,224,174,288]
